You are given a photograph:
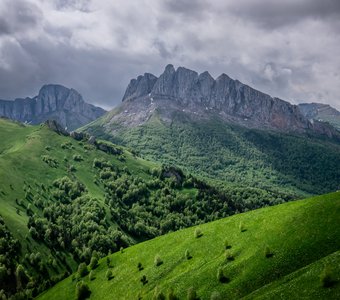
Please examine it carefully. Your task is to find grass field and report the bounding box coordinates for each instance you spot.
[38,192,340,299]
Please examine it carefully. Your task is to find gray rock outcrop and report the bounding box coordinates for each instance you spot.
[44,120,69,136]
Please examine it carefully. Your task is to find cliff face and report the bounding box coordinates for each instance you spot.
[119,64,338,138]
[0,84,106,130]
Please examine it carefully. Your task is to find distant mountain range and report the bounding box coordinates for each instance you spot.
[298,102,340,131]
[0,84,106,130]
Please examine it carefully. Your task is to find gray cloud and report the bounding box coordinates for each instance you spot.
[226,0,340,29]
[0,0,339,110]
[0,0,42,36]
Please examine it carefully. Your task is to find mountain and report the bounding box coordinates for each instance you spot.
[83,65,340,197]
[0,118,290,299]
[38,192,340,300]
[117,64,337,137]
[0,84,106,130]
[298,102,340,131]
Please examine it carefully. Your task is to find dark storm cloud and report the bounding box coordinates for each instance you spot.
[162,0,209,19]
[0,0,339,110]
[226,0,340,29]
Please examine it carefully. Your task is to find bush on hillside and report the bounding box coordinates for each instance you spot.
[264,246,274,258]
[187,287,197,300]
[225,250,234,261]
[154,255,163,267]
[88,270,95,281]
[167,288,177,300]
[106,257,111,268]
[75,281,91,300]
[106,269,113,280]
[239,221,246,232]
[15,264,29,290]
[73,154,83,162]
[194,228,203,238]
[141,275,148,285]
[320,266,336,287]
[137,262,144,271]
[224,239,231,249]
[68,165,76,172]
[185,249,192,260]
[42,155,58,168]
[217,267,229,283]
[152,287,165,300]
[77,263,88,278]
[89,256,98,270]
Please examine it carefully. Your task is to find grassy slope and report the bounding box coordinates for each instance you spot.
[38,192,340,300]
[83,111,340,197]
[0,118,157,273]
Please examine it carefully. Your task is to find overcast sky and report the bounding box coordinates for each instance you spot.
[0,0,339,110]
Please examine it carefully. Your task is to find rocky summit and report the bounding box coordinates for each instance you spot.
[0,84,106,130]
[118,64,338,138]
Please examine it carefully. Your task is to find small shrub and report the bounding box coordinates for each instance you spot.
[120,246,124,253]
[69,165,76,172]
[73,154,83,162]
[137,262,144,271]
[225,250,234,261]
[194,228,203,238]
[106,257,111,267]
[141,275,148,285]
[239,221,246,232]
[185,249,192,260]
[167,288,177,300]
[45,146,51,151]
[320,266,336,287]
[77,263,88,277]
[42,155,58,168]
[61,142,72,149]
[88,270,95,281]
[75,281,91,300]
[187,287,197,300]
[153,286,165,300]
[15,264,29,290]
[154,255,163,267]
[224,239,231,249]
[89,256,98,270]
[217,267,229,283]
[106,269,113,280]
[264,246,274,258]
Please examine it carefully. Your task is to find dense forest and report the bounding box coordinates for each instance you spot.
[88,113,340,196]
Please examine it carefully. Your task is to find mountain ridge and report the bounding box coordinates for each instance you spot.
[118,64,338,138]
[298,102,340,131]
[0,84,106,130]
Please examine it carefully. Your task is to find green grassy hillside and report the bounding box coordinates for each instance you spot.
[83,110,340,197]
[38,192,340,300]
[1,118,291,299]
[0,118,156,297]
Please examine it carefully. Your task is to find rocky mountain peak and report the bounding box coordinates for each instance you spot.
[118,64,339,138]
[0,84,106,130]
[122,73,157,102]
